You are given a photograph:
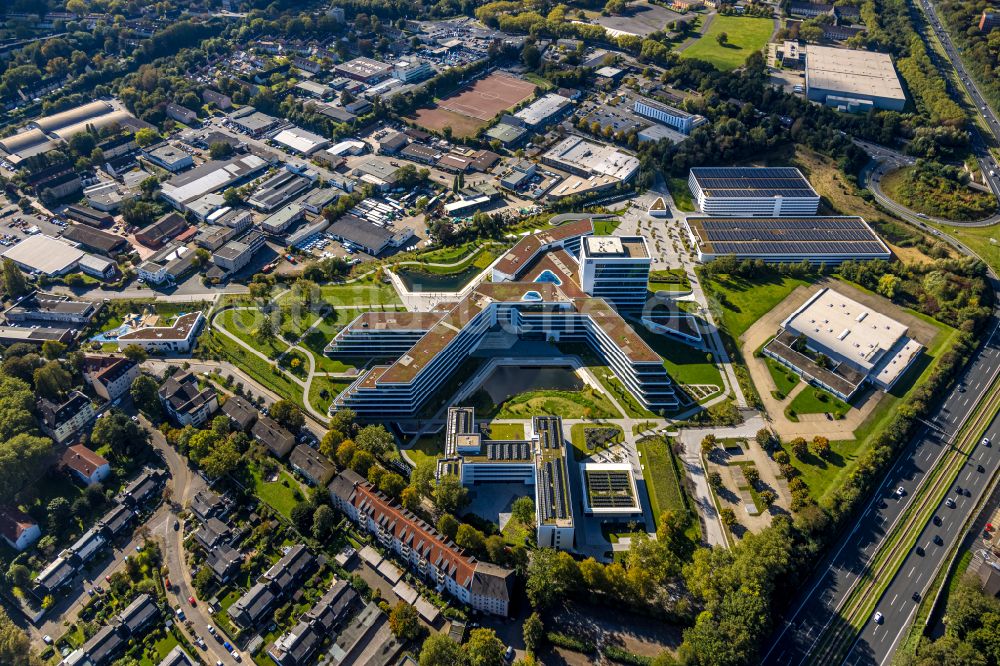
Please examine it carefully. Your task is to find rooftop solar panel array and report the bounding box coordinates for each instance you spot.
[692,167,817,199]
[485,442,532,461]
[586,470,637,508]
[693,217,889,257]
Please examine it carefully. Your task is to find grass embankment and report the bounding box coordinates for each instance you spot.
[316,276,402,307]
[636,437,688,521]
[394,243,500,276]
[667,178,696,212]
[881,165,996,221]
[594,218,622,235]
[680,15,774,70]
[928,221,1000,273]
[648,268,691,293]
[465,387,622,419]
[785,387,850,421]
[200,323,307,412]
[765,356,800,398]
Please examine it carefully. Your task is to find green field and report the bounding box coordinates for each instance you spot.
[785,386,851,421]
[648,268,692,293]
[681,15,775,70]
[705,273,812,339]
[667,178,696,212]
[488,388,622,419]
[217,309,290,359]
[637,437,688,521]
[594,218,622,235]
[765,357,800,398]
[251,466,303,519]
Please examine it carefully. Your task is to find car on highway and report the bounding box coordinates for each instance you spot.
[915,545,925,556]
[873,611,884,624]
[983,437,992,447]
[947,497,957,508]
[934,535,944,545]
[933,515,943,526]
[896,486,906,497]
[979,464,986,473]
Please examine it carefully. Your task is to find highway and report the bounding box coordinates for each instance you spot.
[918,0,1000,202]
[762,312,1000,666]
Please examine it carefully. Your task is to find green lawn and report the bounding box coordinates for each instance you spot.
[318,276,401,306]
[765,357,800,398]
[637,437,687,521]
[404,433,444,468]
[301,326,362,374]
[631,321,724,388]
[705,273,813,339]
[667,178,696,212]
[251,466,304,519]
[569,422,624,461]
[681,15,774,70]
[472,388,622,419]
[594,218,622,235]
[484,422,525,440]
[217,309,289,359]
[309,376,353,414]
[648,268,691,293]
[785,386,850,421]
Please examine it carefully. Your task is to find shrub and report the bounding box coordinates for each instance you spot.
[546,631,595,654]
[603,645,652,665]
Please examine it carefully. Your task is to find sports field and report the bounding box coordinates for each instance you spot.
[409,72,536,138]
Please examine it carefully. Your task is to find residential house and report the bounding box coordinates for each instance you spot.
[220,395,257,431]
[36,391,95,445]
[61,444,111,486]
[166,103,198,125]
[119,468,164,509]
[289,445,335,486]
[158,370,218,426]
[0,505,40,551]
[252,415,296,458]
[194,517,232,551]
[205,544,243,583]
[82,356,140,403]
[189,489,232,523]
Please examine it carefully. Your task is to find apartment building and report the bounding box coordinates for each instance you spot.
[329,470,514,615]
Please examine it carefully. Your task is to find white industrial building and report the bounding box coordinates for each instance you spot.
[541,136,639,183]
[688,167,820,216]
[805,45,906,112]
[764,288,923,400]
[632,95,707,134]
[272,126,331,155]
[513,93,572,128]
[160,155,268,213]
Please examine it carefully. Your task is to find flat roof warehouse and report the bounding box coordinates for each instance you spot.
[805,45,906,105]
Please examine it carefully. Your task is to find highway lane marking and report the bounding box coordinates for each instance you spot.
[767,337,1000,664]
[890,594,897,605]
[907,565,915,578]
